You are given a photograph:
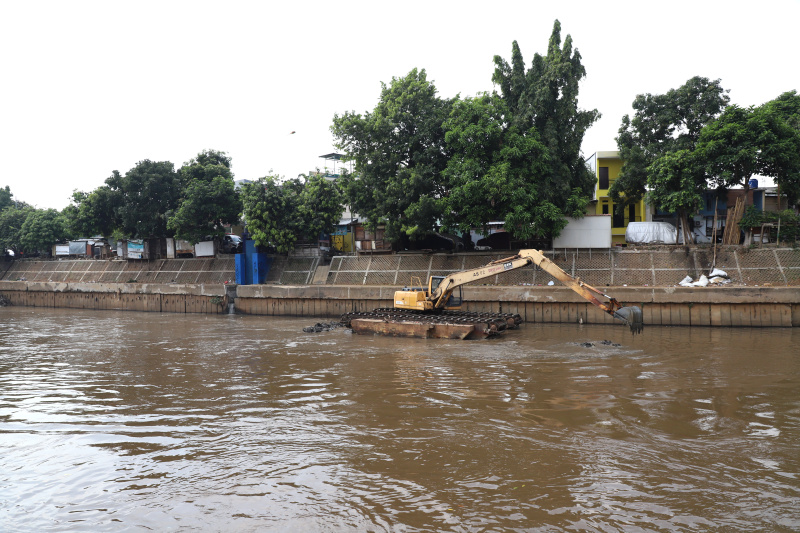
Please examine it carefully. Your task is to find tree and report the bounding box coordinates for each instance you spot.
[331,68,453,242]
[18,208,68,254]
[168,150,241,243]
[63,187,120,238]
[297,173,344,244]
[241,174,345,254]
[763,90,800,131]
[177,149,233,186]
[440,93,577,239]
[646,150,707,244]
[695,103,800,206]
[0,203,33,255]
[492,22,599,209]
[105,160,181,238]
[240,176,302,254]
[0,185,13,212]
[610,77,730,209]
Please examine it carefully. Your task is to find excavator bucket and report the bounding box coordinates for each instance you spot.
[613,306,644,335]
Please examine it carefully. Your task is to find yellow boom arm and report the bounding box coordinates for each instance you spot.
[430,250,643,334]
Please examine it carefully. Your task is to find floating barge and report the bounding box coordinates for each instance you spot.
[340,309,523,340]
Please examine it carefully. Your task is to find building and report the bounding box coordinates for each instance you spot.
[586,151,647,245]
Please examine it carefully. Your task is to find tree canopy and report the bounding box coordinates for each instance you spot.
[611,76,730,210]
[440,93,574,239]
[492,21,599,206]
[18,208,69,254]
[64,150,242,242]
[241,174,343,254]
[331,68,453,242]
[297,174,345,245]
[332,21,598,245]
[0,186,13,212]
[0,203,33,255]
[63,187,119,238]
[695,102,800,205]
[105,160,181,238]
[168,150,241,244]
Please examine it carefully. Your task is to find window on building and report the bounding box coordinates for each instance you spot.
[599,167,609,189]
[613,208,625,228]
[602,203,609,215]
[628,205,636,223]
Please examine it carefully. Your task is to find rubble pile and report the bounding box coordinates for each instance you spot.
[302,322,344,333]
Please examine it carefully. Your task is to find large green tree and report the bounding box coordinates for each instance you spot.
[763,90,800,131]
[241,174,344,254]
[646,150,708,244]
[0,203,33,255]
[611,76,730,210]
[63,187,120,238]
[168,150,241,244]
[241,176,303,254]
[18,208,68,254]
[331,68,453,242]
[492,21,599,208]
[105,160,181,238]
[440,93,580,239]
[0,185,13,212]
[297,173,345,244]
[695,103,800,206]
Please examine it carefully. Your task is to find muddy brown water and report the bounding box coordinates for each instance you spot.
[1,307,798,532]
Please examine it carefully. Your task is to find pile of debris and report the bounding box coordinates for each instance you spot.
[678,268,732,287]
[302,322,344,333]
[0,294,12,307]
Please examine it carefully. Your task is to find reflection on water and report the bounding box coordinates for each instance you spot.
[1,306,799,531]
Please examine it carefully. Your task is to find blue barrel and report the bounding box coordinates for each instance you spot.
[749,178,758,189]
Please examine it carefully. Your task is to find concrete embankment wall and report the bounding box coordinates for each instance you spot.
[0,258,235,284]
[0,281,229,314]
[326,248,800,287]
[5,247,800,287]
[235,284,800,327]
[2,281,799,326]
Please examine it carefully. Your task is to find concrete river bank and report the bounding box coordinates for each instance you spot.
[1,280,799,327]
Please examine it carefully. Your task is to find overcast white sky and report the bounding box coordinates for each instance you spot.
[2,0,798,210]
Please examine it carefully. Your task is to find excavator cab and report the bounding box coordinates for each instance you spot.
[429,276,462,310]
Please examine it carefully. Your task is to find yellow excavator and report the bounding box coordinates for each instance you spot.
[392,249,643,335]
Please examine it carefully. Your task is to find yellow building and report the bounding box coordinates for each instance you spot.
[586,151,646,245]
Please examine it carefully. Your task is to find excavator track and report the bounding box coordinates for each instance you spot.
[340,309,523,340]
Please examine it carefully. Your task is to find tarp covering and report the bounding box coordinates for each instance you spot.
[625,222,678,244]
[69,241,88,255]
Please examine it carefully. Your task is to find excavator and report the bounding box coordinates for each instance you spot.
[340,249,643,340]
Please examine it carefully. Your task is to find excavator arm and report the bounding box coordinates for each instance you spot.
[430,249,643,334]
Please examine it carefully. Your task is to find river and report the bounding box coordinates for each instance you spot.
[1,306,798,532]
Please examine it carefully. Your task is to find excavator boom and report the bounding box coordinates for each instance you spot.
[429,249,643,334]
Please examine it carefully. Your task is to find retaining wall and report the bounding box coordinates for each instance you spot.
[0,281,229,314]
[6,248,800,288]
[1,258,235,284]
[327,248,800,287]
[235,284,800,327]
[2,281,798,326]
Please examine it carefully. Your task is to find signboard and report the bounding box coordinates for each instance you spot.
[128,239,145,259]
[553,216,612,249]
